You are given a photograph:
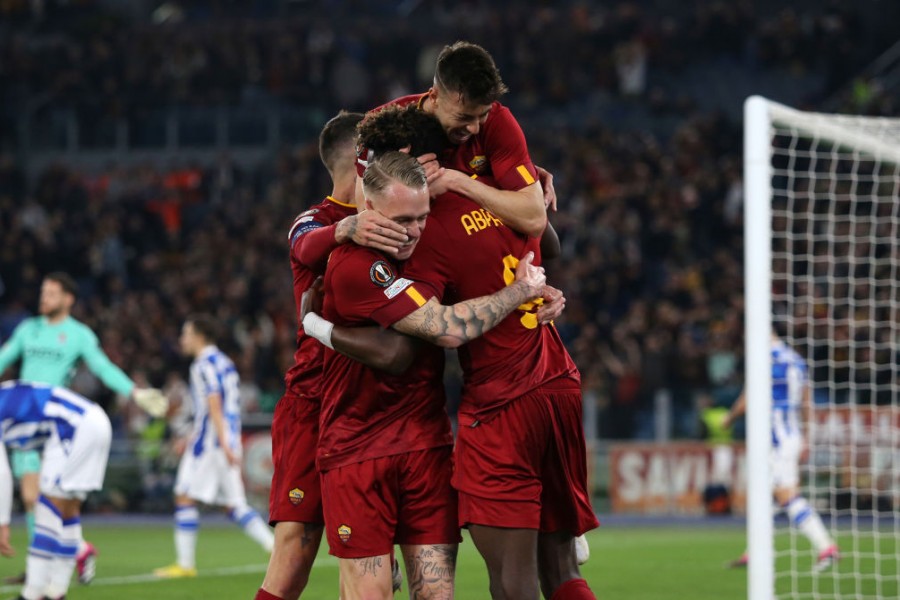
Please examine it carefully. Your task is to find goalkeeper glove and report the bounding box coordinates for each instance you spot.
[132,387,169,418]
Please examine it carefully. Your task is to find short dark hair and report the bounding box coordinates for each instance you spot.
[185,314,220,344]
[434,41,508,105]
[362,151,427,199]
[319,111,365,175]
[44,272,78,298]
[358,105,448,158]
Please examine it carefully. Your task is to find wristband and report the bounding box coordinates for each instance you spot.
[302,312,335,349]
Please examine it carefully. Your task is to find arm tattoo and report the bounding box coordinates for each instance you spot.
[400,281,533,346]
[405,544,457,599]
[336,215,358,244]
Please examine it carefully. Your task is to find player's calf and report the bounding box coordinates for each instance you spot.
[258,521,324,600]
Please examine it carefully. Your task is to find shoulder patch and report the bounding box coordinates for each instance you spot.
[384,277,414,299]
[369,260,396,287]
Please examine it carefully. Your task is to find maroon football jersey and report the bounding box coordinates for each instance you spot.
[357,93,538,191]
[317,244,452,472]
[371,187,580,420]
[283,196,357,401]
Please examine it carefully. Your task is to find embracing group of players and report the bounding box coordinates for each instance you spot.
[256,41,599,600]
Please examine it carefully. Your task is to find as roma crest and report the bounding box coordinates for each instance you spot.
[288,488,305,505]
[338,524,352,543]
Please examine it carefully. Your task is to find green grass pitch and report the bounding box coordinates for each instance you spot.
[0,522,893,599]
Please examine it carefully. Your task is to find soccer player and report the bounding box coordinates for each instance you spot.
[256,110,413,600]
[0,380,113,600]
[723,333,839,572]
[154,315,274,579]
[357,41,555,237]
[307,109,598,599]
[303,151,547,599]
[0,272,167,584]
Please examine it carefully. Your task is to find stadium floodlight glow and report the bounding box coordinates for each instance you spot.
[744,96,900,600]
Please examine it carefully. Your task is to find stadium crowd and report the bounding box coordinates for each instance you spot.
[0,0,897,446]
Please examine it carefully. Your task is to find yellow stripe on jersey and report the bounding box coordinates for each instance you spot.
[516,165,536,185]
[405,286,427,307]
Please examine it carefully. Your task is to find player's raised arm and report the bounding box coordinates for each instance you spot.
[79,328,136,397]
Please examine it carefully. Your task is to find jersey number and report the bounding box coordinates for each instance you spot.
[502,255,543,329]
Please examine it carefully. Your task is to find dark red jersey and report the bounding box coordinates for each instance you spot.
[283,196,357,401]
[357,93,538,192]
[317,244,452,472]
[371,185,580,420]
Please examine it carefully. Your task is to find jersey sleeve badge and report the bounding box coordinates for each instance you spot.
[369,260,396,287]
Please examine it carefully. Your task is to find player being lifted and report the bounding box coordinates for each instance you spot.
[0,381,113,600]
[723,333,839,572]
[357,41,557,240]
[0,272,168,584]
[154,315,274,578]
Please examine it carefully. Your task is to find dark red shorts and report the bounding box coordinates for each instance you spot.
[321,446,460,559]
[454,385,599,535]
[268,393,323,526]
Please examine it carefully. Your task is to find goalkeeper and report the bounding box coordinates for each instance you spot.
[723,333,838,572]
[0,272,168,584]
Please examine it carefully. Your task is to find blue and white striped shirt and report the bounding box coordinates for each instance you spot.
[188,345,242,457]
[771,340,807,447]
[0,380,91,449]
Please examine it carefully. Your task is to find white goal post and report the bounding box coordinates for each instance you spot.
[744,96,900,600]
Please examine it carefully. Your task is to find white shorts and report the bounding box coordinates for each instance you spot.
[771,434,801,489]
[174,447,247,507]
[40,403,112,500]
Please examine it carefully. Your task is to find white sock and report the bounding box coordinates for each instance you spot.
[785,496,833,552]
[230,504,274,552]
[46,516,80,598]
[175,504,199,569]
[23,496,63,599]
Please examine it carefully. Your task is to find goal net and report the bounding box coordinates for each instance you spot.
[744,96,900,600]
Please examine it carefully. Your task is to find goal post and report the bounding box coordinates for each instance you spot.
[743,96,900,600]
[744,95,775,600]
